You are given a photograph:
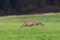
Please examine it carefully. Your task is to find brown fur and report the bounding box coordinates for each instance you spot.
[21,17,44,27]
[21,20,44,27]
[22,22,33,27]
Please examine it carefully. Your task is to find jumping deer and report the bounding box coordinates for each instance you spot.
[21,17,44,27]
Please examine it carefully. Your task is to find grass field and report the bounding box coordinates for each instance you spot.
[0,13,60,40]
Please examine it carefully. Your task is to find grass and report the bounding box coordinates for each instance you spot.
[0,13,60,40]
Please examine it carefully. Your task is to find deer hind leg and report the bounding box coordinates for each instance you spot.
[39,23,44,26]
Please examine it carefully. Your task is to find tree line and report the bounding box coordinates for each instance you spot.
[0,0,60,15]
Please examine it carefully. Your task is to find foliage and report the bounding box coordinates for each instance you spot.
[0,0,59,15]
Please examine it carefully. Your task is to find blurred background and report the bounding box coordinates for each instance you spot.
[0,0,60,15]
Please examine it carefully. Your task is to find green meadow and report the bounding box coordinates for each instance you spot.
[0,13,60,40]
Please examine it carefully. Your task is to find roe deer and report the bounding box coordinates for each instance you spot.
[21,17,44,27]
